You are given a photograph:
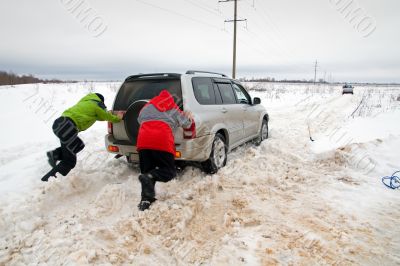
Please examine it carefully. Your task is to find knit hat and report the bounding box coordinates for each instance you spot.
[95,93,105,102]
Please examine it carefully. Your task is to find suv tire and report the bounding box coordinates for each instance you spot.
[201,133,227,174]
[254,119,269,146]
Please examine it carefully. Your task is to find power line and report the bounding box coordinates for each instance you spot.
[242,16,293,60]
[242,29,291,64]
[135,0,220,30]
[243,0,297,58]
[138,0,273,68]
[198,0,222,13]
[241,2,314,73]
[237,3,311,72]
[253,1,292,45]
[184,0,222,17]
[183,0,287,65]
[135,0,313,79]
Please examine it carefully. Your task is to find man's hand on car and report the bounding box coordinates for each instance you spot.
[116,112,124,120]
[109,111,124,121]
[184,111,194,121]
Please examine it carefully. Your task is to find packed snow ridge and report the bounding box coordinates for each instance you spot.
[0,82,399,265]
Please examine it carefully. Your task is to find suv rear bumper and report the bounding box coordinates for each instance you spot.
[105,134,214,162]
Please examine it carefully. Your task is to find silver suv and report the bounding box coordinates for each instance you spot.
[105,71,269,173]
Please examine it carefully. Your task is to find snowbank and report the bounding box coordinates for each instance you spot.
[0,82,400,265]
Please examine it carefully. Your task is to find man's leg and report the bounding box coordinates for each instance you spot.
[42,137,85,181]
[42,118,84,181]
[46,117,67,168]
[57,136,85,176]
[137,150,176,211]
[139,150,156,174]
[149,150,177,183]
[42,144,76,181]
[138,150,157,205]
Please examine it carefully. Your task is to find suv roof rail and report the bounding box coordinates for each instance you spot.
[125,73,181,81]
[186,70,228,77]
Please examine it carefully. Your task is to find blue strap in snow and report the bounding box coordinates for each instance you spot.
[382,171,400,189]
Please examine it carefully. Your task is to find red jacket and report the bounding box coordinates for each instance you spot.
[136,90,191,155]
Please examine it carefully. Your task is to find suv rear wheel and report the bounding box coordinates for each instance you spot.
[201,133,227,174]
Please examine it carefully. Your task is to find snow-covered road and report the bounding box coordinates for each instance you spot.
[0,82,399,265]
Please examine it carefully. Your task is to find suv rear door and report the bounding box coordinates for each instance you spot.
[213,79,244,147]
[112,75,182,144]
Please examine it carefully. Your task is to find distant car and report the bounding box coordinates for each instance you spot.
[342,84,354,94]
[105,70,269,174]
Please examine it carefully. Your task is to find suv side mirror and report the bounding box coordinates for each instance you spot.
[253,97,261,105]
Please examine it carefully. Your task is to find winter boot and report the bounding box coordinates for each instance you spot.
[139,174,156,200]
[47,151,59,168]
[41,168,58,182]
[138,198,156,211]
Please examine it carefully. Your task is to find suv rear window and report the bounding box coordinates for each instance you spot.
[192,77,216,105]
[114,79,182,110]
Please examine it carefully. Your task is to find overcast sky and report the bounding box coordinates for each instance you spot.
[0,0,399,82]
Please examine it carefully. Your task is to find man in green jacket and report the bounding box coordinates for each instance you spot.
[41,93,122,182]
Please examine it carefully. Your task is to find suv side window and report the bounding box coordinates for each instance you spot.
[216,83,236,104]
[232,83,251,104]
[192,77,216,105]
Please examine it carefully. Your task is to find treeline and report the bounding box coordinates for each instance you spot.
[0,71,66,86]
[239,77,400,86]
[238,77,328,84]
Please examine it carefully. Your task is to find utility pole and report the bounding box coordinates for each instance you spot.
[314,60,318,84]
[219,0,246,79]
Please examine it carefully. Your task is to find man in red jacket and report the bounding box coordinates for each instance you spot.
[136,90,193,211]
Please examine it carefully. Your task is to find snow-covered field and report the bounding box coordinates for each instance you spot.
[0,82,400,265]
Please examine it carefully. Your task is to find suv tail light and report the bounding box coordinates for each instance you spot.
[183,121,196,139]
[108,145,119,152]
[108,122,113,134]
[108,111,126,135]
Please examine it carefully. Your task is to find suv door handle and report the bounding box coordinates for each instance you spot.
[241,106,248,111]
[221,107,228,113]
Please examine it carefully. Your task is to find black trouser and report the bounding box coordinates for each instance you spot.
[139,149,176,199]
[50,117,85,176]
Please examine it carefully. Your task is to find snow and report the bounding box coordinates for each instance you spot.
[0,82,400,265]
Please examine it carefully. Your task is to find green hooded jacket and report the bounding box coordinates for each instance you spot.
[62,93,121,131]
